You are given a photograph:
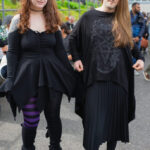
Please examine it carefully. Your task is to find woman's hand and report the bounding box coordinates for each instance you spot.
[132,59,144,71]
[74,60,84,72]
[133,37,140,43]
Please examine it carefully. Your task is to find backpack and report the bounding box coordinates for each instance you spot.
[0,25,8,47]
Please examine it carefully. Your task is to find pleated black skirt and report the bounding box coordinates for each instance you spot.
[83,81,129,150]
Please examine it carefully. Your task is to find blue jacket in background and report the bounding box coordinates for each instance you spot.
[148,22,150,40]
[130,11,145,38]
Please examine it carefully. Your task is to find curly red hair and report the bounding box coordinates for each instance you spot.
[18,0,62,34]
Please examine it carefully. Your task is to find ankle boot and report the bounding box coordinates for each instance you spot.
[21,125,36,150]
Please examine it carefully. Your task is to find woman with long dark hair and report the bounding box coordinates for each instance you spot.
[0,0,76,149]
[69,0,144,150]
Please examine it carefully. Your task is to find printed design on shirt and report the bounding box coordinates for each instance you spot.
[91,17,121,74]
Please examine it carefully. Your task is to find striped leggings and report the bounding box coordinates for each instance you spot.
[22,91,62,129]
[22,97,40,128]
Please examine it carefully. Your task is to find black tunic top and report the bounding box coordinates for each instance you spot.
[84,10,129,92]
[69,10,144,122]
[69,10,143,92]
[0,26,76,116]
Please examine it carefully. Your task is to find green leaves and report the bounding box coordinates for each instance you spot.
[0,25,8,41]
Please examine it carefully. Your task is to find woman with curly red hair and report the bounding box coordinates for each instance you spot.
[0,0,76,150]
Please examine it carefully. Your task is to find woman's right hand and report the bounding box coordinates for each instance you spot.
[74,60,84,72]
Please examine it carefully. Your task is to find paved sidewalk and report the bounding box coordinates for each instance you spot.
[0,53,150,150]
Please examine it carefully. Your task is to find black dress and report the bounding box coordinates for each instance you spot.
[0,27,76,117]
[83,81,129,150]
[69,10,144,150]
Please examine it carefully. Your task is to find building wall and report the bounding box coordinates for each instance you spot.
[140,4,150,13]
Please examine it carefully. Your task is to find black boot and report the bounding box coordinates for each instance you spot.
[46,128,62,150]
[49,145,62,150]
[46,127,62,150]
[21,125,36,150]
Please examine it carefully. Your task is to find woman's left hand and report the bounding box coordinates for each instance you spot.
[132,59,144,71]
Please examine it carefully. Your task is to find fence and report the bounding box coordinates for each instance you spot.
[0,0,101,21]
[1,0,150,21]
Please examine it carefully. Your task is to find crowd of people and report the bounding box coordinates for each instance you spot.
[0,0,149,150]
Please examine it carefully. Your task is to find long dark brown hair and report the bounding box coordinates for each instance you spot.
[18,0,62,34]
[101,0,134,48]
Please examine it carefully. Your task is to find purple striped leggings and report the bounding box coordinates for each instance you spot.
[22,97,40,128]
[22,90,62,129]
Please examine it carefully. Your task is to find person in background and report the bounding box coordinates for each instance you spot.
[142,12,149,40]
[0,18,3,61]
[148,17,150,41]
[141,12,149,53]
[130,3,145,49]
[61,23,72,61]
[0,16,13,49]
[143,16,150,81]
[1,15,13,52]
[143,64,150,81]
[130,3,145,75]
[66,16,75,31]
[2,15,13,30]
[0,16,13,82]
[0,54,7,81]
[0,18,2,112]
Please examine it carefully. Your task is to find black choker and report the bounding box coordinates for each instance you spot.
[30,8,43,12]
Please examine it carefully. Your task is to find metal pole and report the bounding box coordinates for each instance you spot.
[2,0,5,20]
[79,0,81,17]
[68,0,70,17]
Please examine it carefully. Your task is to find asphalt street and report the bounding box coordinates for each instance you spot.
[0,53,150,150]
